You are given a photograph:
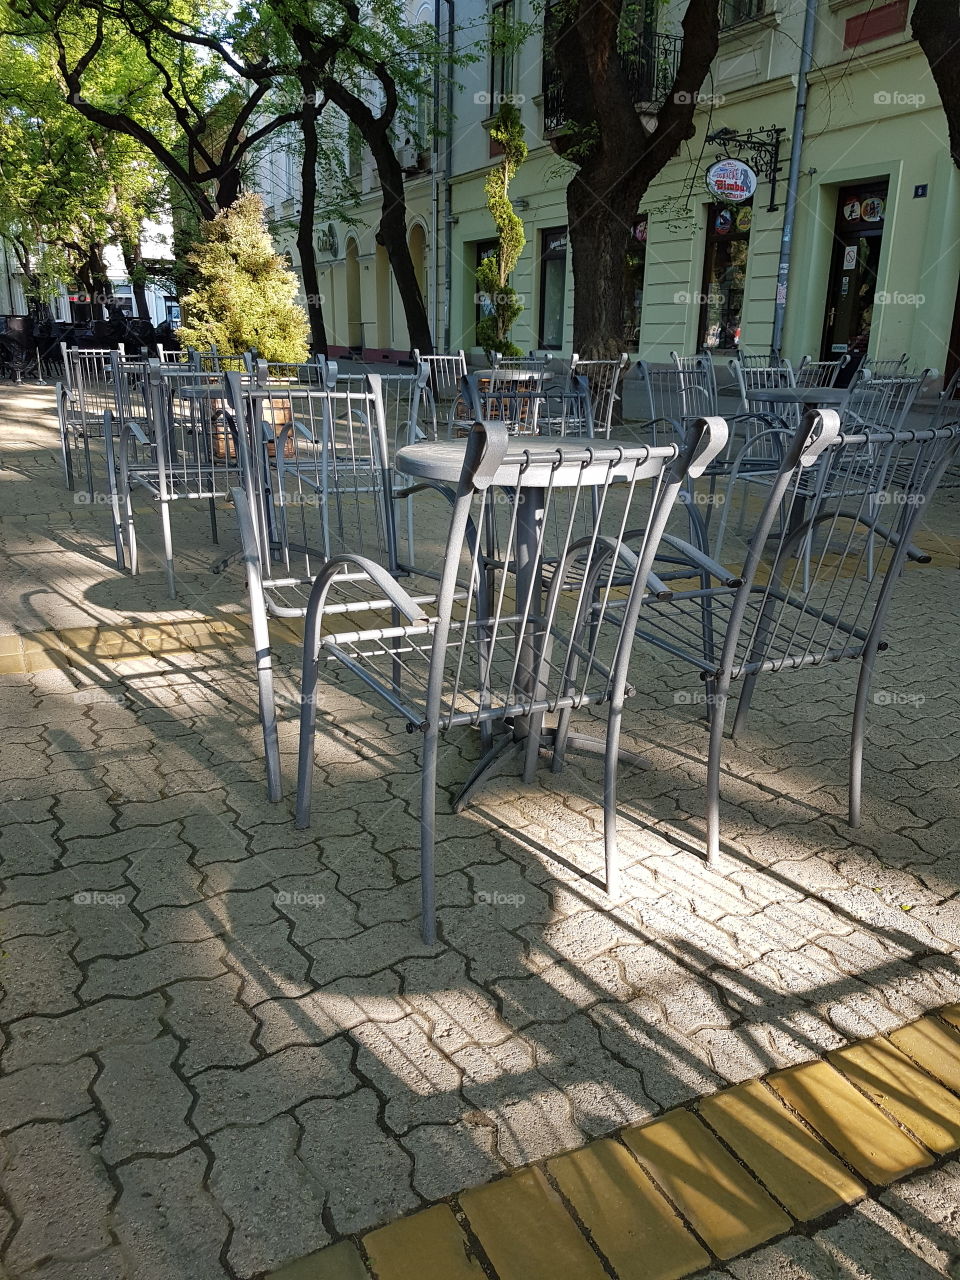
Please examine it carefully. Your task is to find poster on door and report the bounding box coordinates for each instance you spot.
[842,245,858,271]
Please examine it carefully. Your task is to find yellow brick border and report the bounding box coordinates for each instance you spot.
[268,1004,960,1280]
[0,616,288,676]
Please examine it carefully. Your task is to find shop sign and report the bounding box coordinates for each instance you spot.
[705,158,758,203]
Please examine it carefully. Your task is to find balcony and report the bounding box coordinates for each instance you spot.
[721,0,765,27]
[542,31,683,135]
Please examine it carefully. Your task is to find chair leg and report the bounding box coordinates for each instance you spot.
[731,672,757,740]
[159,500,176,599]
[420,724,439,945]
[705,680,731,867]
[603,683,633,899]
[849,651,876,829]
[208,496,219,545]
[294,648,322,830]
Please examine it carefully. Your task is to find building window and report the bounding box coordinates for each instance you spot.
[489,0,515,109]
[721,0,764,27]
[347,122,363,180]
[475,239,499,343]
[538,227,567,350]
[698,204,752,351]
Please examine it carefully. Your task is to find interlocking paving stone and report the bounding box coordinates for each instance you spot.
[460,1166,609,1280]
[889,1015,960,1093]
[0,932,81,1021]
[547,1137,711,1280]
[95,1035,195,1163]
[80,937,228,1000]
[828,1036,960,1155]
[164,972,261,1074]
[697,1079,866,1220]
[209,1116,331,1276]
[767,1059,934,1184]
[2,993,164,1070]
[352,1016,464,1132]
[0,1057,97,1133]
[1,1113,113,1273]
[192,1039,356,1134]
[621,1108,792,1260]
[114,1147,230,1280]
[363,1203,485,1280]
[297,1089,421,1234]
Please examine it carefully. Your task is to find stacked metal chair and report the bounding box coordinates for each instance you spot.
[116,362,244,597]
[57,344,126,493]
[795,354,850,388]
[635,409,960,866]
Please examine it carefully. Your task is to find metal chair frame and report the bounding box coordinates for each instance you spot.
[637,411,960,866]
[294,416,729,942]
[568,353,630,437]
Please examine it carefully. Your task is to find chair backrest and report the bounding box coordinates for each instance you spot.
[795,354,850,388]
[232,371,398,591]
[690,413,960,681]
[568,353,629,437]
[156,345,191,365]
[420,416,729,729]
[60,346,123,435]
[634,362,684,441]
[458,373,594,438]
[669,351,719,417]
[727,358,797,415]
[844,369,934,430]
[490,351,552,374]
[127,364,244,501]
[735,349,790,370]
[863,353,909,379]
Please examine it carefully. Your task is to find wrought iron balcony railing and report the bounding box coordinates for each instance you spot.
[542,31,683,134]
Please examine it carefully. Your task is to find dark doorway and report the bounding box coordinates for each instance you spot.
[698,203,752,352]
[821,180,888,367]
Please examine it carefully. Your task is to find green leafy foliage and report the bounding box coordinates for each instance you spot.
[178,193,309,360]
[476,102,527,357]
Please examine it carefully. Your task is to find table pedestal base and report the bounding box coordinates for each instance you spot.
[452,721,649,814]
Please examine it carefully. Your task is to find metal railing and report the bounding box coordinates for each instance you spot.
[542,31,683,133]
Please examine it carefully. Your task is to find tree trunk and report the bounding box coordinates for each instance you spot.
[913,0,960,168]
[297,101,329,355]
[369,134,433,356]
[565,170,647,358]
[550,0,720,356]
[120,240,152,322]
[216,169,243,211]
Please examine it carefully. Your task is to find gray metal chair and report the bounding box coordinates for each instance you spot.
[294,416,729,942]
[637,410,960,866]
[117,363,243,597]
[568,353,630,437]
[231,371,419,801]
[58,345,126,493]
[414,349,468,438]
[670,351,719,418]
[795,354,850,388]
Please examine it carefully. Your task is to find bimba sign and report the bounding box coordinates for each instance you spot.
[705,158,758,203]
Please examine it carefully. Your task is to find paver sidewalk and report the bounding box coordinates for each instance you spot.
[1,385,960,1280]
[273,1005,960,1280]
